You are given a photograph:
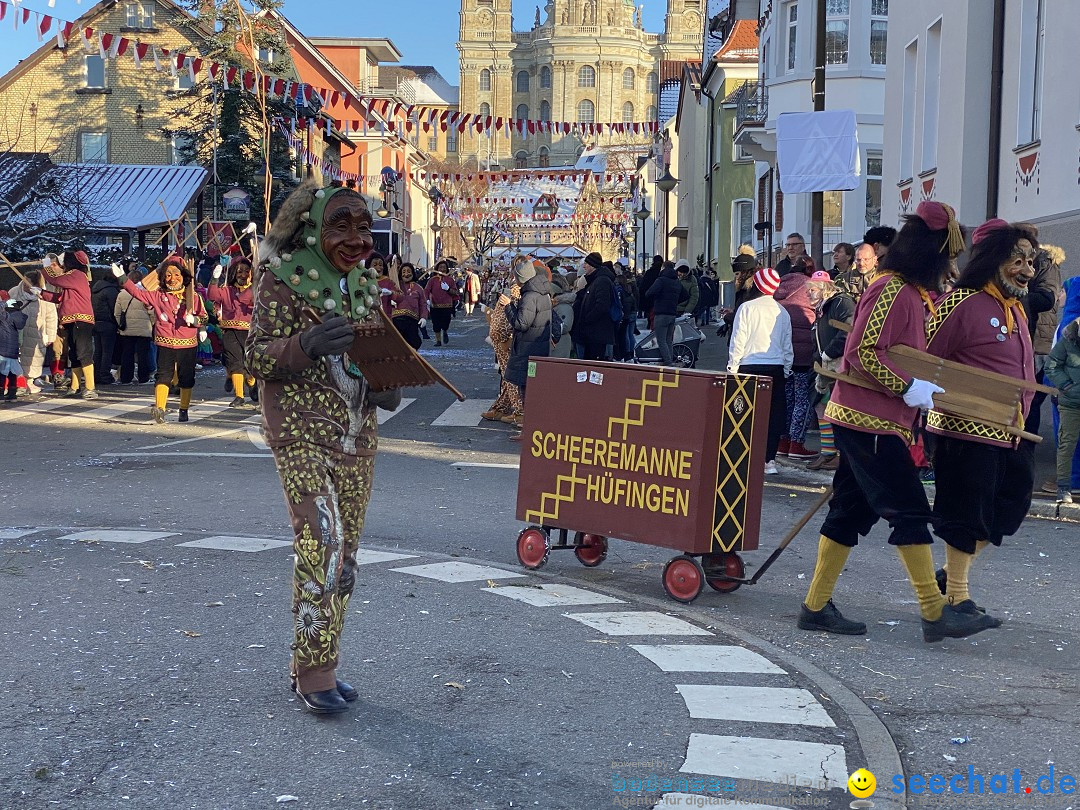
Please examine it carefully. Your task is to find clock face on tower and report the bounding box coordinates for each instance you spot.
[477,7,493,25]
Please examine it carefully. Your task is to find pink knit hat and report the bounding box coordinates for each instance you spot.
[809,270,832,282]
[754,267,781,295]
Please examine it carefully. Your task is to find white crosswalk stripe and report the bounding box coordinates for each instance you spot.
[390,561,526,583]
[0,397,78,424]
[564,611,713,636]
[56,530,178,544]
[430,398,491,426]
[376,398,415,424]
[680,734,849,790]
[630,644,786,674]
[676,684,836,727]
[176,535,292,552]
[483,583,624,607]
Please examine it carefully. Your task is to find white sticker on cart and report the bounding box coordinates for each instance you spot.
[589,371,604,385]
[576,371,588,383]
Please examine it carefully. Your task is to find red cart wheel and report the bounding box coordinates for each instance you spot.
[662,555,704,603]
[573,533,608,567]
[516,526,550,570]
[703,552,745,593]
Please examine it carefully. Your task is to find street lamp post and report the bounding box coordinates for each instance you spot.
[655,166,678,261]
[634,197,650,270]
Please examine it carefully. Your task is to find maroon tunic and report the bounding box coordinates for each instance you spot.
[41,266,94,326]
[391,282,429,321]
[207,282,254,331]
[123,280,207,349]
[825,274,927,443]
[925,287,1035,448]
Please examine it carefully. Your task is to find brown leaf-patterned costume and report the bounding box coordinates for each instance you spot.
[245,183,382,695]
[487,282,523,416]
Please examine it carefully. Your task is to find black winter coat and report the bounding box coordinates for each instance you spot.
[0,306,28,360]
[645,266,687,317]
[812,291,856,360]
[504,273,552,387]
[92,279,120,330]
[570,266,617,346]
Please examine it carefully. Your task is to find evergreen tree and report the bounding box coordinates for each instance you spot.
[172,0,305,229]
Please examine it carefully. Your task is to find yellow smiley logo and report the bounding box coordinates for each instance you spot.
[848,768,877,798]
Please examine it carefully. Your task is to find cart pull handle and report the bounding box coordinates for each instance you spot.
[748,486,833,585]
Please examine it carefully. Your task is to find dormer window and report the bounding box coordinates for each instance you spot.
[125,2,154,29]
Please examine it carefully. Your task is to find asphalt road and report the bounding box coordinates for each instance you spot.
[1,313,1077,810]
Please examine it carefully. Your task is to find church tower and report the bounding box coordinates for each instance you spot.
[663,0,705,54]
[457,0,515,168]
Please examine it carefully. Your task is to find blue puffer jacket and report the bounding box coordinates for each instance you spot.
[0,305,29,360]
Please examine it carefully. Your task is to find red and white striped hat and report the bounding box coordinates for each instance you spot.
[753,267,781,295]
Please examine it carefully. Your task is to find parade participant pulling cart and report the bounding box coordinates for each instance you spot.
[514,357,787,602]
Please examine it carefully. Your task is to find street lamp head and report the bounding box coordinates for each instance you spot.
[430,221,442,233]
[376,206,389,218]
[634,202,650,221]
[655,167,678,193]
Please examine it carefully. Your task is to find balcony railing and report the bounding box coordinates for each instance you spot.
[731,80,768,127]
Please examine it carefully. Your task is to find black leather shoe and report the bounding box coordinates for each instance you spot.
[295,687,349,715]
[952,599,1000,625]
[291,678,358,702]
[797,600,867,635]
[178,409,189,422]
[937,569,989,613]
[923,603,1000,643]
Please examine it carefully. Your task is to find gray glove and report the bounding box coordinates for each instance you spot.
[367,387,402,412]
[299,315,354,358]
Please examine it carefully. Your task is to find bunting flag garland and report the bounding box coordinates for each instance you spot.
[0,0,662,139]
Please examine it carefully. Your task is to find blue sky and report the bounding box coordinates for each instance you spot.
[0,0,668,85]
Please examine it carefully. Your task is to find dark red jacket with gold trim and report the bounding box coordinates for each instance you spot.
[40,265,94,327]
[207,282,254,331]
[122,280,208,349]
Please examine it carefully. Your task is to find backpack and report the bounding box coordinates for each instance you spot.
[609,282,624,323]
[550,309,564,344]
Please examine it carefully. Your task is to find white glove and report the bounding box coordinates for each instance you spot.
[418,318,426,328]
[902,378,944,410]
[198,329,208,343]
[184,313,196,326]
[243,222,257,235]
[379,287,393,296]
[41,256,53,269]
[111,263,124,278]
[441,282,449,291]
[29,286,42,296]
[212,266,223,280]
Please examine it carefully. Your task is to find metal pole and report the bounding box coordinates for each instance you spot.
[212,83,219,220]
[811,0,826,270]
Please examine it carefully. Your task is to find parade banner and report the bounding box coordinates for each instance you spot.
[515,359,771,554]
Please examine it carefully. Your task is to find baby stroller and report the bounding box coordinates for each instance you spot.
[633,314,704,368]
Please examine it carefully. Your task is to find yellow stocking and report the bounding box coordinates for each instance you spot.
[944,545,975,605]
[804,535,853,612]
[81,365,95,392]
[179,388,192,409]
[70,367,82,392]
[897,544,946,621]
[154,384,169,410]
[231,373,245,398]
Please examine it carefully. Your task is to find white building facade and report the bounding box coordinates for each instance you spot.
[736,0,888,262]
[882,0,1080,264]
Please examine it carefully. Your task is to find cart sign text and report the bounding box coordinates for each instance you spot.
[529,431,693,516]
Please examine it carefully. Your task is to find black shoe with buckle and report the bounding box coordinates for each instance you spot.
[922,603,1000,643]
[797,600,867,635]
[291,677,358,703]
[178,409,189,423]
[951,598,999,624]
[295,687,350,715]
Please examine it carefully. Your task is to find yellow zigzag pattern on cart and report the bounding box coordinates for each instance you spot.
[712,376,756,552]
[607,370,681,441]
[524,462,587,525]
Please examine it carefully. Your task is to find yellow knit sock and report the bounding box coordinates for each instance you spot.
[944,545,974,605]
[154,384,169,410]
[179,388,192,409]
[943,540,988,573]
[231,373,245,398]
[804,535,852,612]
[70,367,82,392]
[81,365,95,392]
[897,544,947,621]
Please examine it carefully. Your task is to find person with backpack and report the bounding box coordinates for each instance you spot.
[674,260,699,317]
[569,252,617,361]
[113,267,154,385]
